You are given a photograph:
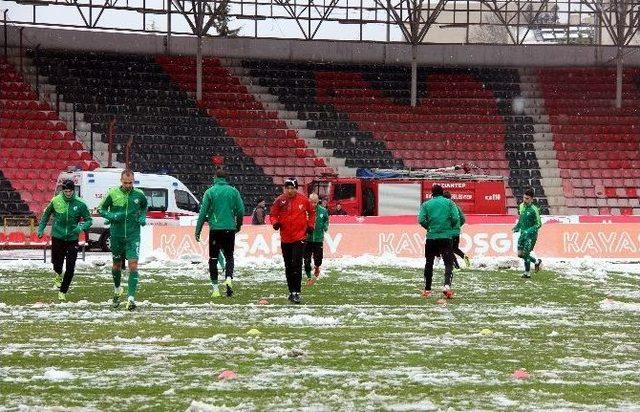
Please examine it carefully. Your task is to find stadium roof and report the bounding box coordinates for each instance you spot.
[2,0,640,46]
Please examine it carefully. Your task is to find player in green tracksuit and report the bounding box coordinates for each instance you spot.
[443,191,471,270]
[513,188,542,279]
[37,180,92,301]
[98,169,148,310]
[195,168,245,299]
[304,193,329,286]
[418,184,460,299]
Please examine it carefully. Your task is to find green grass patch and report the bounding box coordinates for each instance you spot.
[1,261,639,410]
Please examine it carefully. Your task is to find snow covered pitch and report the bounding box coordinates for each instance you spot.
[1,254,639,411]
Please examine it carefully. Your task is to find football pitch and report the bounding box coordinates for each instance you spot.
[1,256,639,411]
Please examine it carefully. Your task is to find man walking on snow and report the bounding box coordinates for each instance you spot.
[99,169,148,311]
[443,191,471,270]
[513,187,542,278]
[418,184,459,299]
[37,179,92,302]
[304,193,329,286]
[195,168,245,298]
[270,177,315,303]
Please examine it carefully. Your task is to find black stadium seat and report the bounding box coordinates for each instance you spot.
[31,49,280,213]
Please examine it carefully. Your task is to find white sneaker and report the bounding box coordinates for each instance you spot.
[211,284,221,298]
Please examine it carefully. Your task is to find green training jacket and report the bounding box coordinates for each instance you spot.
[513,202,542,236]
[37,194,92,241]
[447,203,466,237]
[195,178,245,236]
[307,205,329,242]
[418,195,460,240]
[98,187,148,239]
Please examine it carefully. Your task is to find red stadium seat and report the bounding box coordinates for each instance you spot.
[28,233,48,246]
[7,231,26,245]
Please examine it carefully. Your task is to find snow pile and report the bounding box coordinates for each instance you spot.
[185,400,236,412]
[40,368,75,381]
[1,249,639,280]
[261,346,289,359]
[265,314,340,327]
[386,400,438,411]
[113,335,174,343]
[599,299,640,313]
[510,306,568,317]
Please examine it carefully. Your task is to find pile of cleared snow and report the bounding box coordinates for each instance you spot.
[386,400,438,411]
[113,335,174,343]
[600,299,640,313]
[40,367,76,381]
[261,346,289,359]
[265,314,340,327]
[1,251,638,282]
[186,400,238,412]
[0,259,49,271]
[509,306,568,317]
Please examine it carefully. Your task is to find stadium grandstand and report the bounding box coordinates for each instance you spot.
[1,0,640,224]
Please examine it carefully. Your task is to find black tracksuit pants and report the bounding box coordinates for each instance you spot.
[451,235,465,269]
[282,240,305,293]
[424,238,455,290]
[303,241,323,275]
[51,237,79,293]
[208,230,235,283]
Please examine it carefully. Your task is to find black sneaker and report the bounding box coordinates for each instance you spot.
[224,279,233,297]
[292,293,301,304]
[522,272,531,279]
[534,259,542,272]
[112,295,121,308]
[126,300,137,311]
[288,293,295,303]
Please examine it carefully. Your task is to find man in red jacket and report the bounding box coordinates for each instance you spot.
[270,177,315,304]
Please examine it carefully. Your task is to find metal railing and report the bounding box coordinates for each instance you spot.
[0,219,88,262]
[2,0,640,46]
[3,216,35,229]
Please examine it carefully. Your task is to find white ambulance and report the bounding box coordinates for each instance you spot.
[56,167,200,251]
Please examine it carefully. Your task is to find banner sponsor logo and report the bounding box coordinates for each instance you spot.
[148,222,640,260]
[434,182,468,189]
[563,229,639,255]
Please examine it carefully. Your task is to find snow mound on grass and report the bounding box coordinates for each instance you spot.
[186,400,245,412]
[41,368,75,381]
[600,299,640,313]
[265,314,340,326]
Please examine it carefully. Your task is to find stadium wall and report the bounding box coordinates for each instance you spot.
[7,25,640,67]
[139,216,640,261]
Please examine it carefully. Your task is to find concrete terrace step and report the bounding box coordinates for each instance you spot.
[216,61,361,176]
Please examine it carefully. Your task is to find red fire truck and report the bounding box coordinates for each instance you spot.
[307,166,506,216]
